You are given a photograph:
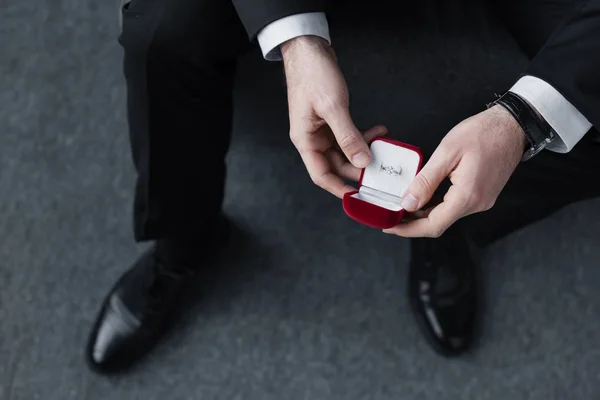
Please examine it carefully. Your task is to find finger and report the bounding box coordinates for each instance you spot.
[331,125,388,153]
[402,206,435,221]
[289,118,333,152]
[362,125,388,143]
[400,147,457,212]
[326,148,362,181]
[385,187,467,237]
[300,149,357,198]
[326,125,388,180]
[323,107,371,168]
[383,201,462,238]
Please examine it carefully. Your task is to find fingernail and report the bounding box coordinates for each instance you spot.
[352,152,370,167]
[401,193,418,210]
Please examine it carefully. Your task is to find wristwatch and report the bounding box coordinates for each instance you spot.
[488,91,556,161]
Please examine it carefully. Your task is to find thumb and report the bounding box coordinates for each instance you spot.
[401,152,453,212]
[324,107,371,168]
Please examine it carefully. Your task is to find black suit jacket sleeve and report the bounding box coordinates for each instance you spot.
[232,0,326,40]
[527,0,600,130]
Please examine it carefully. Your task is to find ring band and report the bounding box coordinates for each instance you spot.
[380,163,402,176]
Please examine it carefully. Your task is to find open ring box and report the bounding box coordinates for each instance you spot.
[343,137,423,229]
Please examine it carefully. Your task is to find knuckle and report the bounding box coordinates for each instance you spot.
[316,97,340,116]
[310,173,325,188]
[338,133,360,150]
[289,130,301,147]
[414,174,434,194]
[431,225,446,239]
[450,189,471,209]
[481,198,496,212]
[465,189,493,211]
[429,227,446,238]
[466,190,482,208]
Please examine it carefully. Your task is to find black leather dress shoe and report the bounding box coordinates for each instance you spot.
[408,231,478,356]
[86,221,229,374]
[86,247,195,373]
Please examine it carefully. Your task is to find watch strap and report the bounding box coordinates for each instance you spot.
[488,91,555,161]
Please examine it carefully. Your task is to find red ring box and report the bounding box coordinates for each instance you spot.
[343,137,423,229]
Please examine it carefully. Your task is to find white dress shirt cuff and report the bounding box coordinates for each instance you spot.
[510,75,592,153]
[257,12,330,61]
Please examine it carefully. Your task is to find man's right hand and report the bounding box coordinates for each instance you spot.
[281,36,387,198]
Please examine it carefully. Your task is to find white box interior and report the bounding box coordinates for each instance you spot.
[351,140,420,211]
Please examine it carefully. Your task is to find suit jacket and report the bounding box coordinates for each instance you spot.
[526,1,600,132]
[233,0,327,41]
[232,0,600,132]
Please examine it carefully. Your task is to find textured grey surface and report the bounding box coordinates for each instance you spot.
[1,1,600,399]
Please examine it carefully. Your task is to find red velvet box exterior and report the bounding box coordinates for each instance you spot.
[342,137,423,229]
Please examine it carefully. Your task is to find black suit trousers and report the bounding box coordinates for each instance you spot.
[119,0,600,245]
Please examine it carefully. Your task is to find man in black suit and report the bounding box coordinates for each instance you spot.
[86,0,600,373]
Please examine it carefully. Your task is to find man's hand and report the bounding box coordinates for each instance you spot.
[282,36,386,198]
[384,105,529,238]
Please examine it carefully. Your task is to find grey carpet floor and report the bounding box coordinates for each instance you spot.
[2,1,600,399]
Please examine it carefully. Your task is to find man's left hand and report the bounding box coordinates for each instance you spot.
[384,105,529,238]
